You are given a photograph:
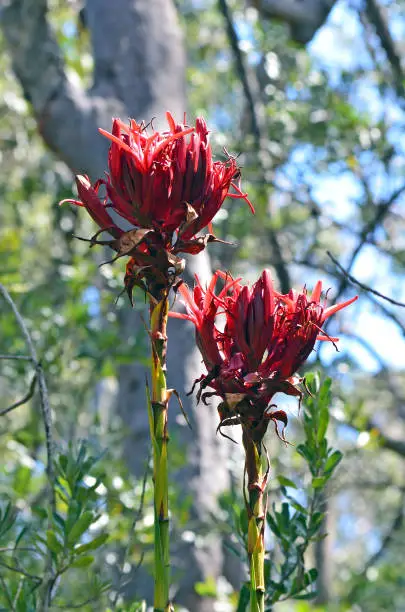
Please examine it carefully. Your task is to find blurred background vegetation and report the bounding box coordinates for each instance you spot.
[0,0,405,610]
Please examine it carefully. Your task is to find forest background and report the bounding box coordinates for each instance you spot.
[0,0,405,610]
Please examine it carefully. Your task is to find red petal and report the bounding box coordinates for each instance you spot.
[321,295,358,322]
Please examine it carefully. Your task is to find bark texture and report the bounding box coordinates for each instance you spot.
[1,1,230,609]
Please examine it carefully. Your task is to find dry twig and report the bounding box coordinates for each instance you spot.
[0,282,56,612]
[327,251,405,308]
[0,375,37,417]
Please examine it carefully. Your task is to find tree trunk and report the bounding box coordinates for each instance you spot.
[1,1,231,609]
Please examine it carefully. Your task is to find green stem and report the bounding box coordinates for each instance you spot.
[242,427,266,612]
[149,295,172,612]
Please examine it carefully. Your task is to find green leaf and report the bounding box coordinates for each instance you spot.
[58,453,68,475]
[66,511,94,546]
[53,512,65,531]
[71,555,94,568]
[46,530,64,555]
[319,378,332,402]
[239,508,249,536]
[65,500,81,537]
[294,514,308,538]
[15,525,29,549]
[278,475,297,489]
[317,405,329,444]
[266,512,282,538]
[293,592,317,600]
[305,372,320,395]
[281,502,290,529]
[286,497,307,514]
[306,568,318,584]
[224,539,244,559]
[32,506,47,520]
[312,476,327,489]
[264,558,272,586]
[236,583,250,612]
[324,450,343,474]
[74,533,108,554]
[0,502,16,538]
[194,576,217,597]
[296,444,315,464]
[308,511,325,536]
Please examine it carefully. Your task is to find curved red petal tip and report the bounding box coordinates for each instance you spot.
[204,272,220,311]
[228,181,255,214]
[322,295,358,322]
[195,117,209,139]
[168,311,191,320]
[194,273,203,289]
[311,280,323,303]
[98,128,135,157]
[75,174,91,189]
[60,174,92,206]
[111,118,122,136]
[59,198,83,207]
[166,111,176,132]
[216,269,235,282]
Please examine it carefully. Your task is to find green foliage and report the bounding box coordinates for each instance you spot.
[0,443,114,609]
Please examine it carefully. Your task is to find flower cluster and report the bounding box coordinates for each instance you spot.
[171,270,357,441]
[61,113,252,302]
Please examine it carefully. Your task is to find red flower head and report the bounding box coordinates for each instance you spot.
[171,271,357,441]
[61,113,253,302]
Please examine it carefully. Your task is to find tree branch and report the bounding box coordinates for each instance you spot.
[327,251,405,308]
[0,374,37,417]
[320,182,405,343]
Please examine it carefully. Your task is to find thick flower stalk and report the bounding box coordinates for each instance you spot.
[62,113,252,612]
[171,270,357,611]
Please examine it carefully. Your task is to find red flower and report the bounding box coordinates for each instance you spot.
[171,270,357,439]
[61,113,253,301]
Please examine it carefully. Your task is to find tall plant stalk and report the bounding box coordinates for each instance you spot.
[147,293,172,612]
[242,427,266,612]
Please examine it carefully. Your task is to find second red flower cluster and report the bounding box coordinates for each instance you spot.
[171,270,357,439]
